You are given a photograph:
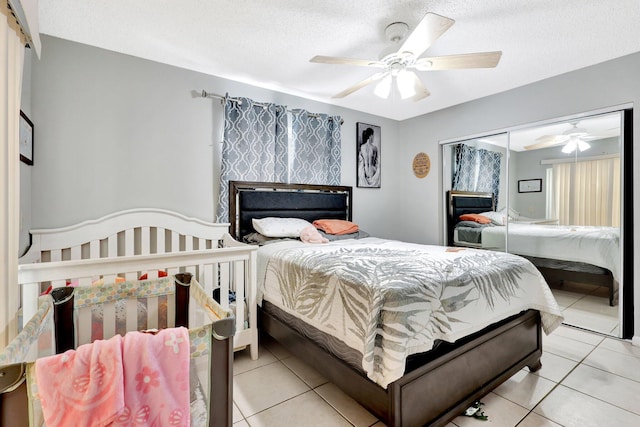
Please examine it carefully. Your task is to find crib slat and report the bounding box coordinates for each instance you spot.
[147,297,158,329]
[234,260,245,332]
[202,263,214,295]
[185,265,197,277]
[77,308,92,346]
[70,245,81,261]
[185,236,193,251]
[126,298,138,332]
[171,231,179,253]
[141,226,151,255]
[21,283,40,327]
[157,228,166,254]
[89,240,100,259]
[108,235,117,258]
[102,304,116,340]
[50,250,62,262]
[167,293,175,328]
[219,262,230,310]
[124,229,134,256]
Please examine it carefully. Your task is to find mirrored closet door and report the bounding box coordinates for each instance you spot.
[442,109,630,339]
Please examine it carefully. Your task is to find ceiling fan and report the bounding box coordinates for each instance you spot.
[310,12,502,101]
[524,122,598,152]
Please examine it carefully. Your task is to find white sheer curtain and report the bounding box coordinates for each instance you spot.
[1,1,25,350]
[551,156,620,226]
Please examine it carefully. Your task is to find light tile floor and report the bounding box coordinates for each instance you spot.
[549,282,619,335]
[233,286,635,426]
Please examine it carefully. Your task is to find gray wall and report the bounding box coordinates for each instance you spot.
[26,36,400,240]
[510,136,620,218]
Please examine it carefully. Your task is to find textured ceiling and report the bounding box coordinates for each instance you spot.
[38,0,640,121]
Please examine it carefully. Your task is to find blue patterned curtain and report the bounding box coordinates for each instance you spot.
[452,144,502,205]
[215,97,288,223]
[289,110,341,185]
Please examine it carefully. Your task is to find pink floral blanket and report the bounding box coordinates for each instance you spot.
[35,327,190,427]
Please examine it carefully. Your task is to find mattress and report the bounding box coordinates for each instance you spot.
[257,237,563,388]
[482,223,620,281]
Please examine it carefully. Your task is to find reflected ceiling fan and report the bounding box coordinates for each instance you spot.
[524,122,599,153]
[310,12,502,101]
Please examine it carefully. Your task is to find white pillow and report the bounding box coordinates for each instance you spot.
[480,211,507,225]
[252,217,312,238]
[498,207,520,218]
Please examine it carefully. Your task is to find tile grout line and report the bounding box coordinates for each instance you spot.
[523,337,609,425]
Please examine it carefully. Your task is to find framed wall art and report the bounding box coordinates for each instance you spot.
[518,178,542,193]
[19,110,34,165]
[356,122,381,188]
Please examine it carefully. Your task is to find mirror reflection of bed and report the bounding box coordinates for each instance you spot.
[443,110,625,337]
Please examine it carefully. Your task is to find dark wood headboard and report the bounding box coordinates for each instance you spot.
[229,181,353,240]
[447,191,494,245]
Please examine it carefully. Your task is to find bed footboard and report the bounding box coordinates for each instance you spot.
[260,307,542,427]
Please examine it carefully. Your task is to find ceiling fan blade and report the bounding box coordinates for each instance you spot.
[524,136,568,150]
[310,55,385,68]
[399,13,454,58]
[413,51,502,71]
[332,72,389,98]
[535,135,562,144]
[409,72,430,101]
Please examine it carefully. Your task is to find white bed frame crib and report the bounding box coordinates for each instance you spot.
[17,208,259,359]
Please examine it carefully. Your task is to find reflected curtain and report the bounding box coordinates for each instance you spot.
[215,97,288,223]
[289,110,341,185]
[1,1,26,349]
[551,156,620,226]
[452,144,502,205]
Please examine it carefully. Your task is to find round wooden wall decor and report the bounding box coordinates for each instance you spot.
[412,152,431,178]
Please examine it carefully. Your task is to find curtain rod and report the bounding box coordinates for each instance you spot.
[200,90,344,125]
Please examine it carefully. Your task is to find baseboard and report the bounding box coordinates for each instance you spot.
[632,336,640,347]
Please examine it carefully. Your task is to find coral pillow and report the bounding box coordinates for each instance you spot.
[138,271,168,280]
[459,214,492,224]
[313,219,359,235]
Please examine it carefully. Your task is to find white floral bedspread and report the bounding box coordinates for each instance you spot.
[258,238,563,388]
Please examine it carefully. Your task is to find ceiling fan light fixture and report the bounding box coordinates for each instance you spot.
[561,137,591,154]
[374,75,392,98]
[561,139,577,154]
[396,70,416,99]
[578,140,591,152]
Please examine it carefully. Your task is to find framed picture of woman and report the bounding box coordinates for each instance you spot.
[356,122,381,188]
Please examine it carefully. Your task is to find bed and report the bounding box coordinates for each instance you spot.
[230,181,563,427]
[448,191,619,306]
[2,208,259,426]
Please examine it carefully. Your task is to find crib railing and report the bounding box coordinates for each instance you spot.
[18,237,258,357]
